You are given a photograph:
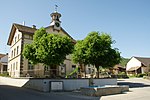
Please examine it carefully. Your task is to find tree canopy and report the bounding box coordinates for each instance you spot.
[72,31,121,78]
[120,57,129,67]
[72,40,87,64]
[23,28,74,66]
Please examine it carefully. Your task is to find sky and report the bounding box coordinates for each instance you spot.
[0,0,150,58]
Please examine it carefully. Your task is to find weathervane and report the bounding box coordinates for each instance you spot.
[55,5,58,12]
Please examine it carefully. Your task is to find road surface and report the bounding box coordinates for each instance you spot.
[101,78,150,100]
[1,78,150,100]
[0,82,99,100]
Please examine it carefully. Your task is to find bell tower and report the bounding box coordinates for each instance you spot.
[50,5,61,30]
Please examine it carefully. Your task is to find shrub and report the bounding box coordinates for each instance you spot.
[0,72,9,77]
[118,72,126,75]
[137,73,147,77]
[111,72,129,79]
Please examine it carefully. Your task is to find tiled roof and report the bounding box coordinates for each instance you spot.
[114,65,125,69]
[7,23,37,45]
[43,26,76,43]
[13,23,37,34]
[0,55,8,64]
[127,66,141,71]
[134,56,150,67]
[0,53,6,58]
[7,23,76,45]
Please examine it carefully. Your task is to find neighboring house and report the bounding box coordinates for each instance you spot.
[0,54,8,74]
[126,56,150,75]
[112,65,126,75]
[80,64,96,78]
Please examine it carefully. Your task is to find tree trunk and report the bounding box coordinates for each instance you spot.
[49,64,57,78]
[84,65,86,78]
[57,65,59,77]
[96,65,100,78]
[49,65,51,78]
[98,67,100,78]
[80,63,84,77]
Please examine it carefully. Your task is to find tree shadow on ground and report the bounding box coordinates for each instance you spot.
[118,82,150,88]
[117,79,126,81]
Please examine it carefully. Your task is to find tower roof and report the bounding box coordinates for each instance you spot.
[50,12,61,17]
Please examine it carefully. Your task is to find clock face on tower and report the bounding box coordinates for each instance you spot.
[55,22,60,27]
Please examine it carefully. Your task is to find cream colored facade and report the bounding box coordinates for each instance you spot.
[7,11,78,78]
[8,29,22,77]
[7,11,96,78]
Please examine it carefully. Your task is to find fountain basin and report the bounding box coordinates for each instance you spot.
[80,85,129,96]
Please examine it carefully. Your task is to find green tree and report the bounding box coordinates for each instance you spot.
[72,31,121,78]
[23,28,74,77]
[72,40,87,77]
[120,57,129,67]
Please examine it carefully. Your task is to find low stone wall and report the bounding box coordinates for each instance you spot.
[0,76,117,92]
[24,79,45,91]
[42,79,89,91]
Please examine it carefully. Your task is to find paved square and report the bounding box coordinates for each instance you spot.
[101,78,150,100]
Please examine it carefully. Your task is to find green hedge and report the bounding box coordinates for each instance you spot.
[0,72,9,77]
[136,73,147,77]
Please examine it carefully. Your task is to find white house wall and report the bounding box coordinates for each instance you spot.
[126,57,141,71]
[8,29,22,77]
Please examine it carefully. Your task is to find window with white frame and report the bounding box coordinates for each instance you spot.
[17,46,19,55]
[11,50,13,58]
[13,63,15,71]
[18,34,20,40]
[15,36,17,43]
[16,62,18,70]
[14,48,16,57]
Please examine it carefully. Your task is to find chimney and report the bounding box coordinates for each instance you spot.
[32,25,36,29]
[23,21,25,26]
